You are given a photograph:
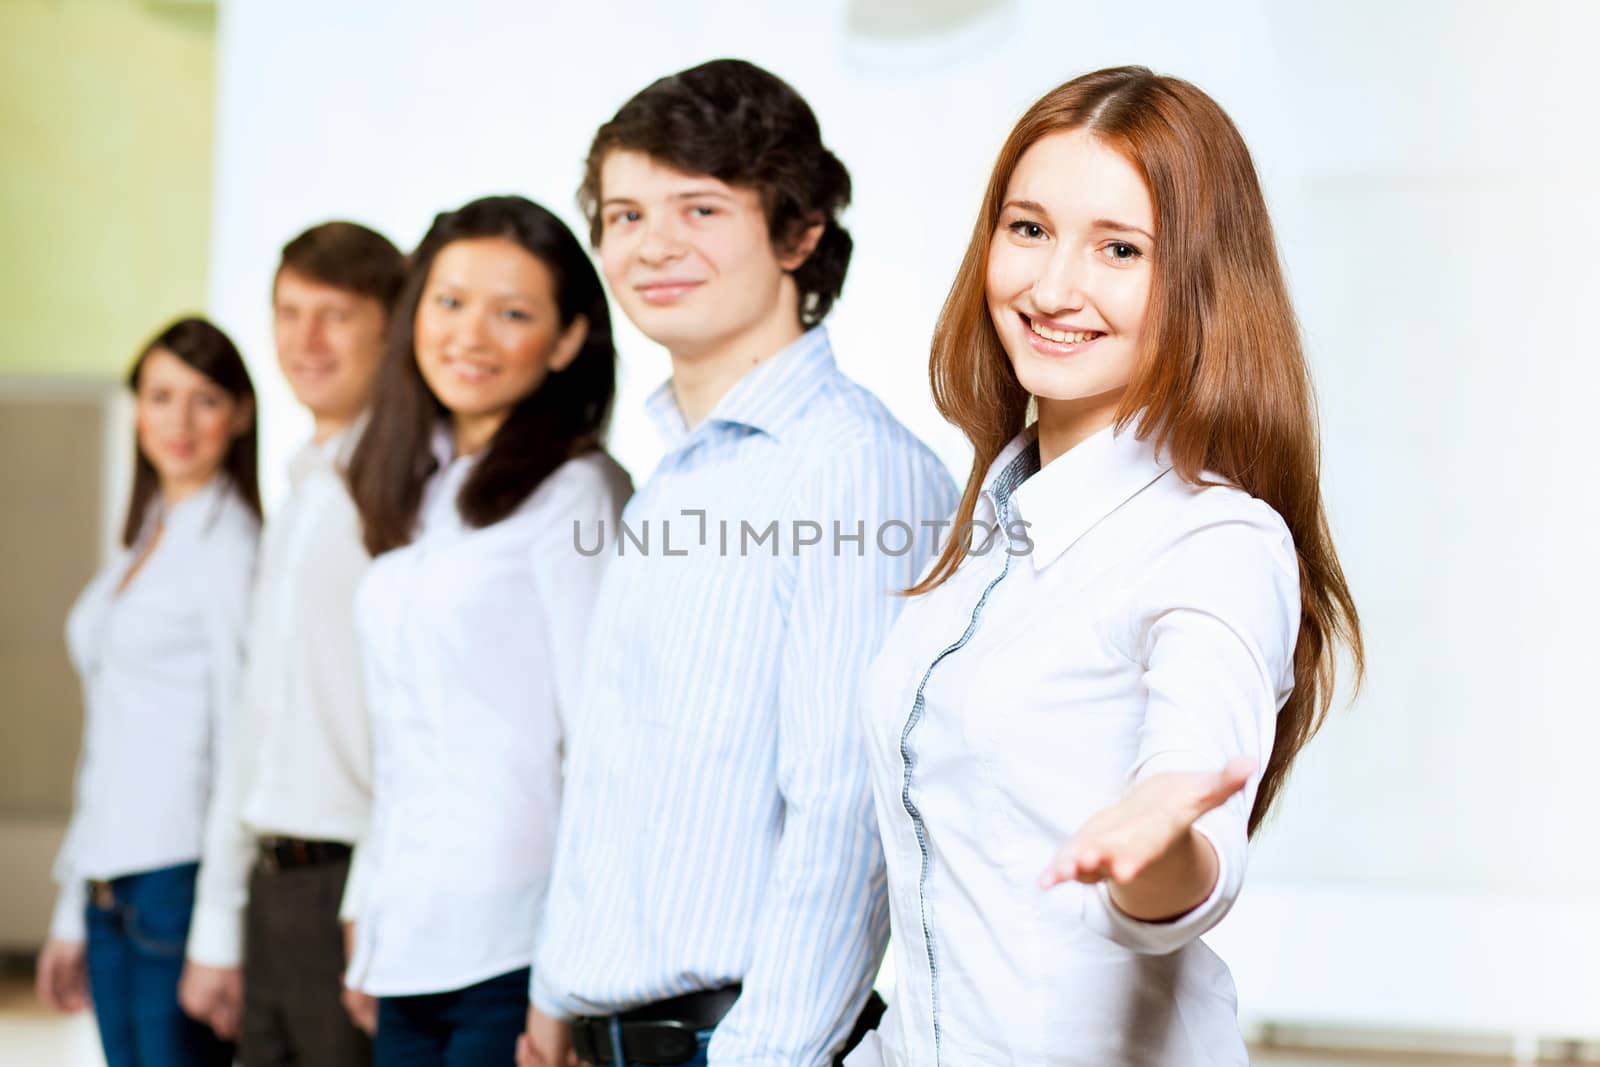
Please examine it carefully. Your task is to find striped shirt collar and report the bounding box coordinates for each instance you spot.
[645,325,836,448]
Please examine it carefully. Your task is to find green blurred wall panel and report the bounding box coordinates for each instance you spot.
[0,0,216,378]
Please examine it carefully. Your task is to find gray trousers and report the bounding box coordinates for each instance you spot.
[241,855,371,1066]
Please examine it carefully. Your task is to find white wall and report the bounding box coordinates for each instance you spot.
[210,0,1600,1043]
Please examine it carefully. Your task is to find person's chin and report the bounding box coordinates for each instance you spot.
[157,459,209,484]
[629,315,706,353]
[626,292,702,324]
[1016,366,1101,403]
[288,379,337,411]
[438,383,513,417]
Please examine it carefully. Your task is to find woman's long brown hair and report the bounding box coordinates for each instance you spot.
[913,67,1364,834]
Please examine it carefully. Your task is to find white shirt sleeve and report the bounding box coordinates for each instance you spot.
[184,508,259,965]
[1081,505,1300,955]
[524,456,630,1009]
[339,576,390,928]
[48,747,93,942]
[525,454,631,742]
[48,573,115,944]
[338,585,386,928]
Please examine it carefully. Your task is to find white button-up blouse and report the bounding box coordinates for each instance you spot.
[50,478,260,942]
[854,423,1299,1067]
[343,448,630,998]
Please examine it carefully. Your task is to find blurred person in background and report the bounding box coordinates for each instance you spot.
[519,59,956,1067]
[177,222,406,1064]
[36,317,262,1067]
[342,195,629,1067]
[848,66,1365,1067]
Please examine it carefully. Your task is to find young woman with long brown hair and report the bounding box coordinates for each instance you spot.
[37,317,260,1067]
[851,67,1363,1065]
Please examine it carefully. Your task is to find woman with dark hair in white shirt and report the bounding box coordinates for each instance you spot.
[852,68,1365,1066]
[343,195,629,1066]
[35,316,261,1067]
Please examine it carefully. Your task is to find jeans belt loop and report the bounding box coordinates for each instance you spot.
[608,1014,626,1067]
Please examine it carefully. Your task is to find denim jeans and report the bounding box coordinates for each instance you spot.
[374,966,530,1066]
[84,862,234,1067]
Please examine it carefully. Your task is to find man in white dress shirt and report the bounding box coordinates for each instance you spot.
[178,222,405,1065]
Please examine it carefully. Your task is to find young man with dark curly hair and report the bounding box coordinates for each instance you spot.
[517,59,956,1067]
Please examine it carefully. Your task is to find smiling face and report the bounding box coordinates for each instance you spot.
[595,149,808,361]
[413,236,587,454]
[986,128,1156,442]
[133,346,251,495]
[273,268,388,432]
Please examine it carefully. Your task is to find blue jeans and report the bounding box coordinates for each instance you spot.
[375,966,530,1066]
[84,862,233,1067]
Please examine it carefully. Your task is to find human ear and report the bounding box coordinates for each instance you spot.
[777,218,826,271]
[547,315,589,373]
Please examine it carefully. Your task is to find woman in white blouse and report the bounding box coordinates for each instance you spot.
[35,317,261,1067]
[342,196,630,1065]
[852,68,1366,1066]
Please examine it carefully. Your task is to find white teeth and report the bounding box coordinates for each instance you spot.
[1028,320,1100,345]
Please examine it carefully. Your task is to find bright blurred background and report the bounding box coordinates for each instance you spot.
[3,0,1598,1062]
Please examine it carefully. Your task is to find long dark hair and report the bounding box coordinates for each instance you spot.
[913,67,1363,835]
[348,196,617,556]
[122,317,261,546]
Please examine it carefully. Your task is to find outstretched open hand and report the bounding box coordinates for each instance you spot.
[1039,757,1253,921]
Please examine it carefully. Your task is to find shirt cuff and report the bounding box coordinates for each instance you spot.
[185,900,244,967]
[529,976,574,1021]
[49,883,87,944]
[338,843,368,924]
[1079,817,1233,956]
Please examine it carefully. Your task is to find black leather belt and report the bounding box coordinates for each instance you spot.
[255,836,352,873]
[572,985,741,1066]
[570,987,885,1067]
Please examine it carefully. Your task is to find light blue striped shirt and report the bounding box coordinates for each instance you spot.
[533,326,958,1065]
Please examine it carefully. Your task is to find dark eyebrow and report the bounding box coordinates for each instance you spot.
[428,278,539,302]
[599,189,735,211]
[671,189,735,203]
